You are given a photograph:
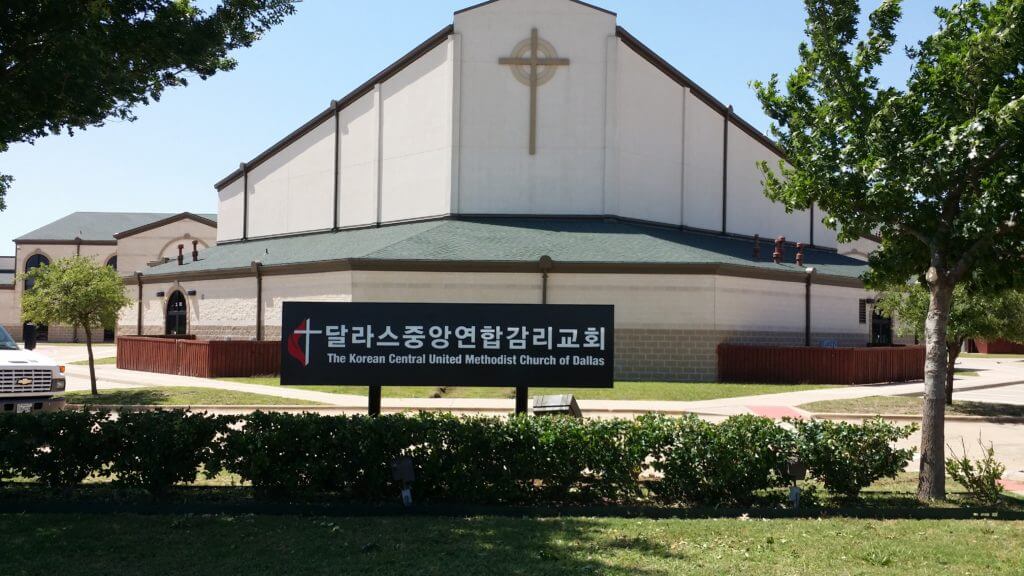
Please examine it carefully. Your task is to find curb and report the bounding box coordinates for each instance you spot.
[809,412,1024,424]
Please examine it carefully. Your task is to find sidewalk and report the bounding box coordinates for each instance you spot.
[63,354,1023,417]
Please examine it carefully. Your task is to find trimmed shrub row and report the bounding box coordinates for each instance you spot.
[0,411,916,505]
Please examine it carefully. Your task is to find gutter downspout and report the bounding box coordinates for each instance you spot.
[252,260,263,341]
[805,267,816,347]
[135,272,144,335]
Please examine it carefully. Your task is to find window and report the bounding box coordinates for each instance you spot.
[23,254,49,291]
[106,256,118,271]
[165,291,188,336]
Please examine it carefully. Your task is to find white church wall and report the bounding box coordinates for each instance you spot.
[262,271,354,334]
[614,45,684,225]
[682,96,725,231]
[725,123,812,244]
[0,289,17,331]
[117,218,217,275]
[454,0,613,215]
[351,271,541,303]
[338,91,381,228]
[547,273,717,330]
[216,179,245,242]
[379,40,454,223]
[247,118,335,238]
[813,205,840,248]
[713,275,805,332]
[810,283,869,340]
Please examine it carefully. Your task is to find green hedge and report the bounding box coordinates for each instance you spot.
[0,411,915,505]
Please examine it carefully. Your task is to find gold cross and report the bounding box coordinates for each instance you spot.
[499,28,570,155]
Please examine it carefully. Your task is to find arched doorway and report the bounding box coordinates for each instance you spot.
[23,254,50,341]
[165,291,188,336]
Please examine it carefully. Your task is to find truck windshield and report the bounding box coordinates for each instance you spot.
[0,326,17,350]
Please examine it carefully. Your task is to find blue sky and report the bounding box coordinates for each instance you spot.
[0,0,950,249]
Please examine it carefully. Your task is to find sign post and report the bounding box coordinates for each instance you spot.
[281,303,614,416]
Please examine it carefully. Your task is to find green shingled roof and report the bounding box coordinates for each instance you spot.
[145,218,867,282]
[15,212,217,243]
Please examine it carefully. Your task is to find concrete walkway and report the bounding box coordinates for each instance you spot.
[52,345,1024,481]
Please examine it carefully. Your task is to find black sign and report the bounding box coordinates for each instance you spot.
[281,302,614,388]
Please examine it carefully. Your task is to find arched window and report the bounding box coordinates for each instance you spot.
[23,254,49,291]
[165,291,188,336]
[106,256,118,271]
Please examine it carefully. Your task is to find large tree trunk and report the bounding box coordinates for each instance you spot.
[918,279,954,501]
[945,340,963,407]
[84,325,98,396]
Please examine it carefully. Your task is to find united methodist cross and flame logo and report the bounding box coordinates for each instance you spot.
[287,319,322,367]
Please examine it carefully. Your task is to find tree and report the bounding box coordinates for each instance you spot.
[0,0,297,209]
[19,256,131,396]
[876,284,1024,404]
[753,0,1024,500]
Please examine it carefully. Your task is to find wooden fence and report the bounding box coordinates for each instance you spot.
[717,344,926,385]
[969,339,1024,355]
[116,336,281,378]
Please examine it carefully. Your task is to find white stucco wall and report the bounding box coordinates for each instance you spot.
[549,273,717,330]
[455,0,613,215]
[0,289,17,328]
[379,40,455,223]
[216,179,245,242]
[682,96,725,230]
[725,123,811,244]
[614,45,684,225]
[247,118,336,238]
[338,91,380,228]
[351,271,541,303]
[263,272,354,333]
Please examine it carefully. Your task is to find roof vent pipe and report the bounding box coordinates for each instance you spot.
[773,236,786,264]
[177,244,184,266]
[795,243,805,268]
[752,234,761,260]
[192,240,199,262]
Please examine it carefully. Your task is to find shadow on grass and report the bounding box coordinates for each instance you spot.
[65,390,170,406]
[1,483,1020,522]
[949,400,1024,419]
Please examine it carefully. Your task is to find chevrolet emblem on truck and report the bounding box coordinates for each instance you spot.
[17,378,33,386]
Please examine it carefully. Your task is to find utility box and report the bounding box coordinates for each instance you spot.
[532,394,582,418]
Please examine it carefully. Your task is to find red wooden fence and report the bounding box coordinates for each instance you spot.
[970,339,1024,354]
[116,336,280,378]
[717,344,925,385]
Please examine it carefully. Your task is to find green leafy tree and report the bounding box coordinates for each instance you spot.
[753,0,1024,500]
[0,0,298,208]
[19,256,131,395]
[877,284,1024,404]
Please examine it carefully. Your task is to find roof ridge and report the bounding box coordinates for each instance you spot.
[359,219,452,260]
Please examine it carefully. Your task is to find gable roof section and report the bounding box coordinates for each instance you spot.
[214,24,454,191]
[454,0,616,16]
[142,217,865,287]
[15,212,217,244]
[113,212,218,240]
[215,2,786,192]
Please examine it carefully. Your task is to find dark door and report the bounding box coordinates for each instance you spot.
[871,311,893,346]
[165,291,188,336]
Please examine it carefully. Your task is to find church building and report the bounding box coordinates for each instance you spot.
[1,212,216,342]
[123,0,880,381]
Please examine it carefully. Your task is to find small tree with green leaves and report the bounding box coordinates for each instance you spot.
[19,256,130,395]
[877,284,1024,404]
[754,0,1024,500]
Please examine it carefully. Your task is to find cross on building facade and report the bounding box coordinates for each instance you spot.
[499,28,570,155]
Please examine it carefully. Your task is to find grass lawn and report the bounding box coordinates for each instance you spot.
[223,377,840,401]
[800,394,1024,418]
[62,387,324,407]
[70,356,117,366]
[2,513,1022,575]
[961,353,1024,359]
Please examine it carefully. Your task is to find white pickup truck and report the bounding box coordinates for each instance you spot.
[0,325,66,413]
